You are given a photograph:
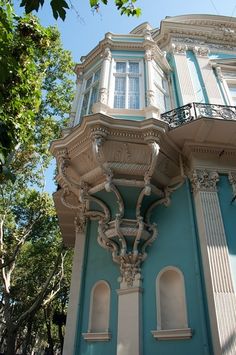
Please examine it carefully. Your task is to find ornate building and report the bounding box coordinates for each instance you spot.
[50,14,236,355]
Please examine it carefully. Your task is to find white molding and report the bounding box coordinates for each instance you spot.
[82,332,111,341]
[151,328,192,340]
[62,228,86,355]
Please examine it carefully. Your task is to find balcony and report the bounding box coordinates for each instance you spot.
[161,103,236,128]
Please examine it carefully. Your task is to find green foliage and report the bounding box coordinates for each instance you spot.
[0,1,74,183]
[20,0,142,21]
[0,3,74,353]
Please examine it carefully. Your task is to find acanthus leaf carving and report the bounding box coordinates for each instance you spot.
[190,169,219,193]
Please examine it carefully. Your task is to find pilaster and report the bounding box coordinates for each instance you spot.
[144,48,160,119]
[190,169,236,355]
[171,43,195,104]
[93,47,112,114]
[193,47,223,105]
[62,220,87,355]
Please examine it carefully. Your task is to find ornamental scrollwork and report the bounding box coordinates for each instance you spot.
[190,170,219,193]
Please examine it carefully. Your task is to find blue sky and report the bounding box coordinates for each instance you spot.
[17,0,236,193]
[18,0,236,62]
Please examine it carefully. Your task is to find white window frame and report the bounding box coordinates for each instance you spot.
[79,66,101,118]
[109,58,145,111]
[152,62,171,113]
[227,80,236,106]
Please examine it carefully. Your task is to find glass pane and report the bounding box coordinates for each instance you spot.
[88,84,99,114]
[128,77,139,109]
[86,76,92,89]
[81,92,89,116]
[114,77,126,108]
[153,69,162,88]
[129,62,139,74]
[155,86,165,113]
[94,69,101,82]
[116,62,126,73]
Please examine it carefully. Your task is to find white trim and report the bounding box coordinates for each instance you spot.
[82,332,111,342]
[110,59,145,110]
[62,229,86,355]
[152,328,192,340]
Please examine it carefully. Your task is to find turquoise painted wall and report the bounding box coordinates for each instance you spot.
[142,182,211,355]
[217,175,236,290]
[75,221,119,355]
[75,183,212,355]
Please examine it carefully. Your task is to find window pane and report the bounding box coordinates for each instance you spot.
[94,69,101,82]
[129,62,139,74]
[88,84,99,114]
[128,77,139,109]
[81,92,89,116]
[229,85,236,106]
[116,62,126,73]
[114,77,126,108]
[155,86,165,113]
[86,76,92,89]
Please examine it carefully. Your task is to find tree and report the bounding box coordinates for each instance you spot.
[20,0,142,21]
[0,3,74,354]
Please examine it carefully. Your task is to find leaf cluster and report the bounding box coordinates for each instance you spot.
[0,3,74,184]
[20,0,142,21]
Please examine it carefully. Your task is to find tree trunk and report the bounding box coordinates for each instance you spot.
[44,308,54,355]
[58,324,64,354]
[6,328,17,355]
[22,318,33,355]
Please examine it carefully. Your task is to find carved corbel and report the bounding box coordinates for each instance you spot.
[136,140,160,218]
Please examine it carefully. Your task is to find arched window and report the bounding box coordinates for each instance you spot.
[83,280,111,341]
[152,267,192,340]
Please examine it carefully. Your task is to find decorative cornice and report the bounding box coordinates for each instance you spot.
[190,169,219,193]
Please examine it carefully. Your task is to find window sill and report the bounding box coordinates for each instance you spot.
[151,328,192,340]
[82,332,111,342]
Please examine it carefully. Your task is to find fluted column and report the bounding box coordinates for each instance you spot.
[93,47,112,114]
[63,220,87,355]
[193,47,223,105]
[171,44,195,104]
[190,170,236,355]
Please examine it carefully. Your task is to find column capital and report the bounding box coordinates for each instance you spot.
[171,43,188,55]
[102,47,112,61]
[193,46,209,57]
[190,169,219,193]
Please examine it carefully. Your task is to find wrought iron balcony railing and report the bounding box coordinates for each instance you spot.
[161,103,236,128]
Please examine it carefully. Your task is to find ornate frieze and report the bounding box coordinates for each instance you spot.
[190,170,219,193]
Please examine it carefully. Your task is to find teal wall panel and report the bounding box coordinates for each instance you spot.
[142,182,211,355]
[75,221,119,355]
